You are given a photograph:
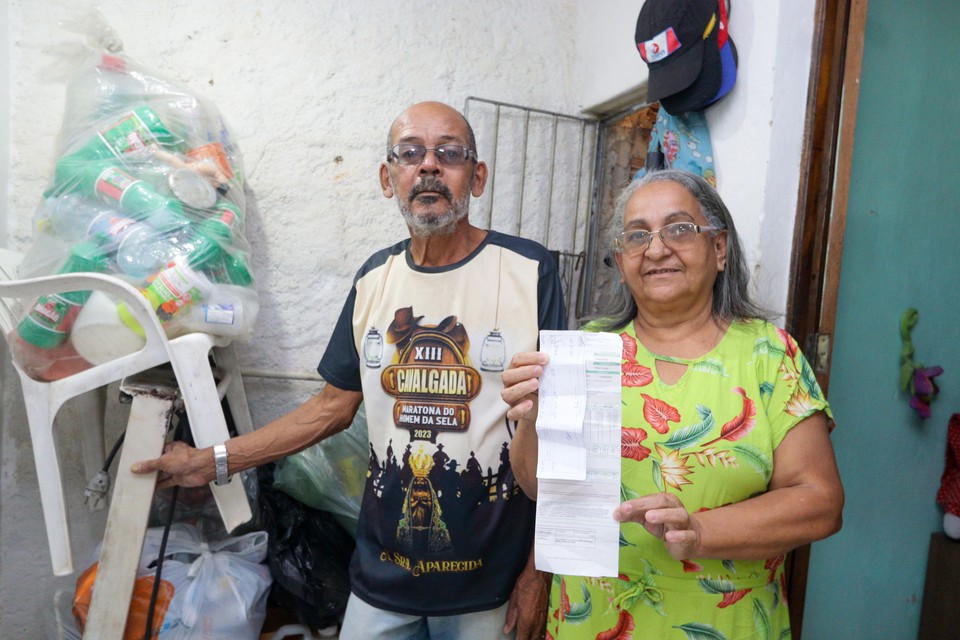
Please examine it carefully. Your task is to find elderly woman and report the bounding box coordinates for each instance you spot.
[502,169,843,639]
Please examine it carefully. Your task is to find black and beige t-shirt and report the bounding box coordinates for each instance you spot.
[318,230,565,616]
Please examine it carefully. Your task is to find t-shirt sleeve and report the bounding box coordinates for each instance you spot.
[762,326,833,449]
[537,253,566,331]
[317,284,362,391]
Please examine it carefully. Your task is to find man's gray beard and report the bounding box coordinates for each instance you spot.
[397,194,470,237]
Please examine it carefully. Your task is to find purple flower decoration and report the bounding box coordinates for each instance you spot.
[909,366,944,419]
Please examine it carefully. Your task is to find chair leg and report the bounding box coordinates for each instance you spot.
[19,375,74,576]
[84,382,177,640]
[213,343,255,436]
[166,333,252,532]
[72,387,108,490]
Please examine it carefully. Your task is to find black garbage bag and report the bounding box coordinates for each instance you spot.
[258,462,355,630]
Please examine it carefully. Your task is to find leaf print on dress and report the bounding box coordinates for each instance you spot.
[596,609,635,640]
[703,387,757,446]
[753,597,773,640]
[654,443,694,490]
[699,576,752,608]
[664,405,715,450]
[565,580,593,624]
[620,331,638,362]
[799,356,822,400]
[641,394,681,434]
[753,336,786,359]
[623,361,653,387]
[673,622,729,640]
[732,443,773,481]
[690,358,729,377]
[622,427,652,462]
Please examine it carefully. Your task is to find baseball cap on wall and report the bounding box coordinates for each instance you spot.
[706,0,738,107]
[634,0,726,115]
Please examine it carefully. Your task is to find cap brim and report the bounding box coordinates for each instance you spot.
[660,19,723,114]
[645,36,706,103]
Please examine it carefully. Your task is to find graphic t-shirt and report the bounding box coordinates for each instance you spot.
[319,230,565,616]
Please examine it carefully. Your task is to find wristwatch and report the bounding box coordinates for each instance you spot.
[213,442,232,486]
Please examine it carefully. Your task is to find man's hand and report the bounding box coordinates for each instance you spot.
[131,440,213,489]
[503,559,550,640]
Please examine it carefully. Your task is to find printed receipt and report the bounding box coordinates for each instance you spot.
[535,330,622,577]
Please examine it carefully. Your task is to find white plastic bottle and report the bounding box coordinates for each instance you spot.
[169,283,259,340]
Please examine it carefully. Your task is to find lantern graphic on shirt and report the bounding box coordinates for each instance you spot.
[363,326,383,368]
[479,329,506,372]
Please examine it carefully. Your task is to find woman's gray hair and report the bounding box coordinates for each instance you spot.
[591,169,770,332]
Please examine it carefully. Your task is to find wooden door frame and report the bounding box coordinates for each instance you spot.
[785,0,868,637]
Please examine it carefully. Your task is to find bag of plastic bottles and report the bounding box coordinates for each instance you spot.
[10,16,258,381]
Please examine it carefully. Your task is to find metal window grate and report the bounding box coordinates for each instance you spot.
[463,97,599,326]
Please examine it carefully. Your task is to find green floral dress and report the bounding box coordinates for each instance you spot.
[547,319,831,640]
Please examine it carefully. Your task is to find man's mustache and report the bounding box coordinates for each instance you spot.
[408,178,453,203]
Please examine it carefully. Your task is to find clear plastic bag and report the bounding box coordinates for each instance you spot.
[11,17,257,381]
[73,523,273,640]
[273,403,368,536]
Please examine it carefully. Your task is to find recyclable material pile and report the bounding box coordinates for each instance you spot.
[10,50,258,381]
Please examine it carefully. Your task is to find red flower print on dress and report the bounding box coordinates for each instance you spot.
[765,554,785,584]
[559,578,571,621]
[718,588,751,608]
[704,387,757,446]
[641,394,680,434]
[620,332,638,362]
[596,609,635,640]
[621,427,652,462]
[681,559,703,573]
[776,327,798,359]
[622,361,653,387]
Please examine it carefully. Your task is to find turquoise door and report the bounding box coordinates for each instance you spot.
[801,1,960,637]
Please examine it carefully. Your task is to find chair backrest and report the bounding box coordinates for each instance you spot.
[0,247,25,337]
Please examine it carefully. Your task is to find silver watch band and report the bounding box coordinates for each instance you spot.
[213,442,231,486]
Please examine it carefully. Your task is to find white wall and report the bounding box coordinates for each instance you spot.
[580,0,817,322]
[0,1,586,633]
[1,0,817,634]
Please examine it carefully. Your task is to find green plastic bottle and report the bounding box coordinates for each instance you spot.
[53,105,181,188]
[16,241,109,349]
[115,223,227,334]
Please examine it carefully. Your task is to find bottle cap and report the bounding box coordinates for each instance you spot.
[169,168,217,209]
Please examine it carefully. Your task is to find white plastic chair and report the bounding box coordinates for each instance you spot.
[0,246,254,577]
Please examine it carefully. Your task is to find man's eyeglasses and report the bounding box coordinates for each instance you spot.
[614,222,720,256]
[388,144,477,166]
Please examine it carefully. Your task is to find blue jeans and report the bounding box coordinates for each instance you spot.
[339,593,514,640]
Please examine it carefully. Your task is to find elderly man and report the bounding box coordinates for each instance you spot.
[134,101,565,639]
